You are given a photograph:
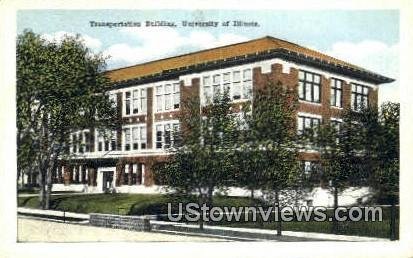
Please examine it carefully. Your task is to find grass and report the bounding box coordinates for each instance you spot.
[18,193,257,216]
[18,193,397,239]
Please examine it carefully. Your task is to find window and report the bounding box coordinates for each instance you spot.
[243,69,252,99]
[125,88,147,115]
[125,92,131,115]
[351,83,369,111]
[202,68,252,104]
[233,71,241,100]
[72,134,77,153]
[203,76,212,103]
[298,70,321,103]
[330,78,343,108]
[133,90,139,114]
[156,85,163,112]
[123,125,146,151]
[96,130,116,152]
[155,122,180,149]
[140,89,147,113]
[165,84,172,110]
[173,83,180,109]
[297,115,321,135]
[156,82,180,112]
[124,128,131,151]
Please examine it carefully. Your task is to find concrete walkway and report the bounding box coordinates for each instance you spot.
[17,217,227,242]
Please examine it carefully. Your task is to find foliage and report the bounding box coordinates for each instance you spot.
[17,30,117,208]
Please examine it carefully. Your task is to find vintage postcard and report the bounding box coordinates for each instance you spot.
[1,1,412,258]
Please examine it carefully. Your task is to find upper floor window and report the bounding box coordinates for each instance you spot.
[351,83,369,111]
[330,78,343,108]
[202,68,252,104]
[156,122,180,149]
[123,125,146,151]
[156,82,180,112]
[297,115,321,136]
[96,130,117,152]
[71,130,91,154]
[124,88,147,116]
[298,70,321,103]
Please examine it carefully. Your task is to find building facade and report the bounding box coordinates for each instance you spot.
[51,36,394,201]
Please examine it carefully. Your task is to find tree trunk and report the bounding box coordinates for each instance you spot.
[38,167,46,209]
[276,190,282,236]
[45,166,53,210]
[332,186,339,234]
[390,202,396,240]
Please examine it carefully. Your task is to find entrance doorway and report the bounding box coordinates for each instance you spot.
[102,171,114,192]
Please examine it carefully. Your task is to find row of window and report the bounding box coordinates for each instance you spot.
[298,70,370,110]
[120,69,370,117]
[202,69,253,103]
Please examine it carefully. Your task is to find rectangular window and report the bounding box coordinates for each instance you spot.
[297,115,321,135]
[133,90,139,114]
[233,71,241,100]
[156,125,163,149]
[212,74,221,97]
[330,78,343,108]
[72,134,77,153]
[84,132,90,152]
[78,133,83,153]
[351,83,369,111]
[125,91,131,115]
[223,72,230,94]
[155,122,180,149]
[203,76,212,103]
[173,83,180,109]
[140,88,147,113]
[165,84,172,110]
[140,127,147,149]
[132,127,139,150]
[156,85,163,112]
[124,128,131,151]
[156,83,180,112]
[298,70,321,103]
[242,69,252,99]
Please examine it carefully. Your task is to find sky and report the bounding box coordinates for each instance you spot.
[17,10,399,104]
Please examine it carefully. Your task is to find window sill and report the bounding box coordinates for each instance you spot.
[299,100,322,106]
[331,106,343,110]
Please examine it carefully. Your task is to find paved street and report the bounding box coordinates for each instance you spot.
[17,217,227,242]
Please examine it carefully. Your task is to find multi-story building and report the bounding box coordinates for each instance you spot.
[52,36,394,202]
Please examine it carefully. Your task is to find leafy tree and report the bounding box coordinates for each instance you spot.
[251,82,300,235]
[153,91,238,229]
[17,30,117,209]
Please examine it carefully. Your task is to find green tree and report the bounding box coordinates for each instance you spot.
[154,91,238,229]
[251,82,299,235]
[17,30,117,209]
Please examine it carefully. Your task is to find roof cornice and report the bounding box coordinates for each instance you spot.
[109,48,394,90]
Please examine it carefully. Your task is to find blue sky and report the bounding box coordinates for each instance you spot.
[17,9,399,104]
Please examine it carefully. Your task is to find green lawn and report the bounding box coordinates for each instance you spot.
[18,193,397,239]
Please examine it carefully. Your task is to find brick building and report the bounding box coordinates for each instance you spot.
[52,36,394,199]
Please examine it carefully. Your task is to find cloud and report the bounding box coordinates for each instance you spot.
[103,28,249,68]
[41,31,102,50]
[326,40,399,104]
